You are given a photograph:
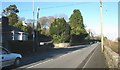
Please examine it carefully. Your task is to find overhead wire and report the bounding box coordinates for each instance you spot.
[19,3,83,11]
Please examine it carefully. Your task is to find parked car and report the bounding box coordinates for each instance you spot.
[0,46,22,68]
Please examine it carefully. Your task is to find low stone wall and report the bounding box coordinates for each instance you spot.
[103,46,119,68]
[54,43,70,48]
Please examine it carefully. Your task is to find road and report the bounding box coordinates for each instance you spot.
[13,43,107,69]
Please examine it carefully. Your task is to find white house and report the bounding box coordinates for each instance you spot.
[11,30,28,41]
[2,17,28,42]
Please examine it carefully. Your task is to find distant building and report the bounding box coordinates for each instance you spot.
[1,17,28,43]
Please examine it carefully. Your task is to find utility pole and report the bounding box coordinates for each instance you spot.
[32,0,35,52]
[100,0,104,52]
[32,0,35,40]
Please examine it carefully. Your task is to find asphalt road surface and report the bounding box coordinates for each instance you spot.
[10,43,107,70]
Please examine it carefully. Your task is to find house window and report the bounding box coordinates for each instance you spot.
[11,31,28,41]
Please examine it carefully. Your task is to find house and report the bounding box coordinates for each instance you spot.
[1,17,28,43]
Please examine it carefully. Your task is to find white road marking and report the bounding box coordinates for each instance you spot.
[27,59,54,68]
[82,45,98,69]
[59,49,81,58]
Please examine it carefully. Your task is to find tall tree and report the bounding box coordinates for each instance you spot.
[50,18,71,43]
[69,9,88,42]
[7,13,18,26]
[69,9,87,35]
[2,4,19,26]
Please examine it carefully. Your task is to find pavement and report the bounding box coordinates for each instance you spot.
[80,44,108,68]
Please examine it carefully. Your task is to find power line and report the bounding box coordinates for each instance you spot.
[19,3,83,11]
[41,3,81,9]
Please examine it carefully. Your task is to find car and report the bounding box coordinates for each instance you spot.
[0,46,22,68]
[40,42,45,45]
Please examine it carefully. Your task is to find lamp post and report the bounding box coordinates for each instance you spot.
[100,0,104,52]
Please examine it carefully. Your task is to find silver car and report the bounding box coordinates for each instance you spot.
[0,46,22,68]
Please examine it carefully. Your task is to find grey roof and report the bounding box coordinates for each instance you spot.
[2,25,24,33]
[0,17,24,32]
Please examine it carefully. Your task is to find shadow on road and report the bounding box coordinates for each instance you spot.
[20,45,89,67]
[2,44,90,69]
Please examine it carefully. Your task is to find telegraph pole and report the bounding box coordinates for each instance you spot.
[100,0,104,52]
[32,0,35,52]
[32,0,35,40]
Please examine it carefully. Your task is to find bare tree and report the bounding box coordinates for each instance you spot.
[38,16,48,29]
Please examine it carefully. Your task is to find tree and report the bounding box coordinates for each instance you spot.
[47,16,55,27]
[69,9,88,42]
[93,36,101,41]
[14,21,29,32]
[2,4,19,26]
[38,16,48,29]
[69,9,87,35]
[38,16,55,36]
[7,13,18,26]
[3,4,19,15]
[41,28,46,35]
[13,21,23,29]
[50,18,71,43]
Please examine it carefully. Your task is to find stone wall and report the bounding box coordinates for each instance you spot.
[54,43,70,48]
[103,46,119,68]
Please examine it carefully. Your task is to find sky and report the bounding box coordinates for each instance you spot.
[1,1,119,41]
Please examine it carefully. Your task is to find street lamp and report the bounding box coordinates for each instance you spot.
[36,7,40,40]
[100,0,104,52]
